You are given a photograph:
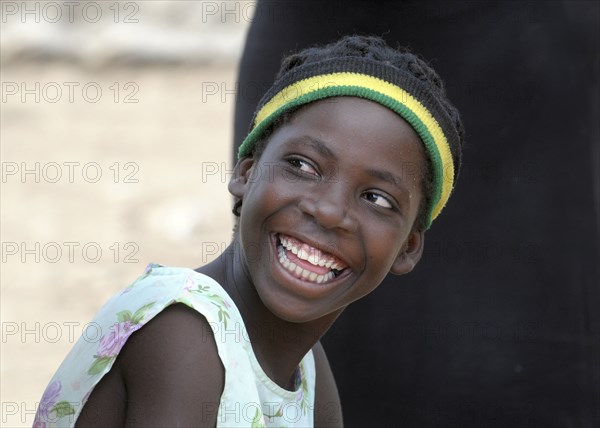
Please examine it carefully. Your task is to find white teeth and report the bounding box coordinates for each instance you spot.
[277,242,339,284]
[280,235,347,269]
[277,234,348,283]
[298,248,309,260]
[315,272,334,284]
[308,254,320,265]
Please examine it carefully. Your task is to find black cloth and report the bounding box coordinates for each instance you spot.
[232,1,600,426]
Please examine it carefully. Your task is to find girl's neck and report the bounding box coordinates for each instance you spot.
[197,242,342,390]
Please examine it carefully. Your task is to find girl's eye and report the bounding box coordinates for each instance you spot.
[287,158,319,176]
[362,192,394,209]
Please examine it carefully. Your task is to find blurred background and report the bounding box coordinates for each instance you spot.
[1,2,251,426]
[2,2,599,428]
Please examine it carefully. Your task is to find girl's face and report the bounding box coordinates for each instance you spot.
[229,97,426,323]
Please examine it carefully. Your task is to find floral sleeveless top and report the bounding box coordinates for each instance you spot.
[34,263,316,427]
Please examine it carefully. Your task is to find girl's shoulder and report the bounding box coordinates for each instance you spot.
[38,264,235,427]
[78,302,225,426]
[79,263,244,426]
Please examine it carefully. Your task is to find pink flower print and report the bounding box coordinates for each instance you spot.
[34,380,61,426]
[144,263,153,274]
[96,321,141,358]
[184,275,195,291]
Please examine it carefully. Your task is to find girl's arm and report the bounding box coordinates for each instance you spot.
[313,341,344,427]
[76,304,225,427]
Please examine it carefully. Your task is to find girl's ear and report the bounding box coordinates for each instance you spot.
[390,230,425,275]
[228,156,255,199]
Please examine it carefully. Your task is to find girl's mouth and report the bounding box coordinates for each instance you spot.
[276,233,349,284]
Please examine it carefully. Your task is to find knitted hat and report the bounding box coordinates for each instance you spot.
[238,36,463,229]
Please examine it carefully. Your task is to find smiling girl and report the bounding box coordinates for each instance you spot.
[35,35,464,427]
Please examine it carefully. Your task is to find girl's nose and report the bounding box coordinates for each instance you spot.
[298,186,358,232]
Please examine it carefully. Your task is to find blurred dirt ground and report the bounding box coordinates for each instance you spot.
[1,63,237,426]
